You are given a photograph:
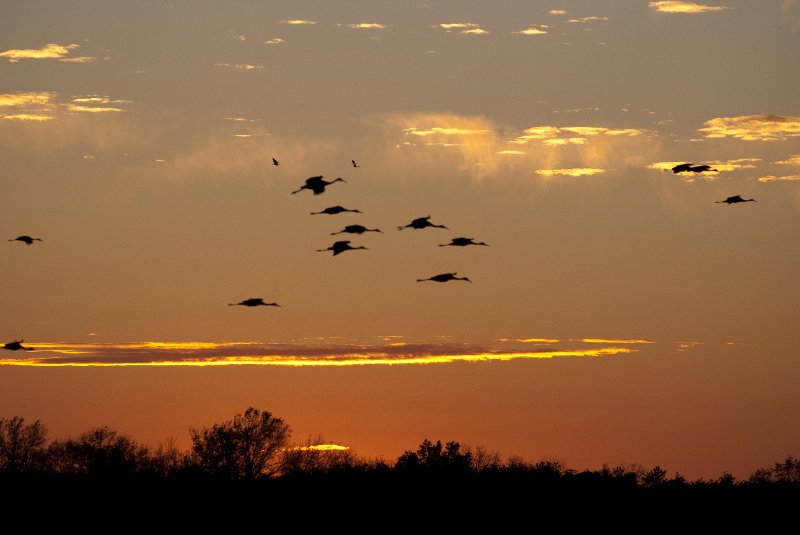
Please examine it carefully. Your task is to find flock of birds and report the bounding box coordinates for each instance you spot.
[3,159,758,348]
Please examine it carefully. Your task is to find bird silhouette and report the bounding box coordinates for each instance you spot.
[291,176,346,195]
[439,237,489,247]
[2,339,34,351]
[272,158,280,166]
[417,272,472,283]
[671,163,718,173]
[716,195,757,205]
[317,240,368,256]
[331,224,383,235]
[310,205,362,215]
[352,160,360,167]
[9,235,43,245]
[228,298,281,307]
[397,215,448,230]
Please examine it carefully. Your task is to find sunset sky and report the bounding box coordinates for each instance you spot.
[2,0,799,481]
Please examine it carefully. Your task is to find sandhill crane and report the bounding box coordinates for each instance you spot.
[317,240,368,256]
[272,158,280,166]
[671,163,718,174]
[417,272,472,283]
[352,160,360,167]
[9,235,43,245]
[228,298,281,307]
[397,215,448,231]
[310,205,362,215]
[716,195,757,205]
[331,224,383,235]
[439,237,489,247]
[291,176,346,195]
[2,339,34,351]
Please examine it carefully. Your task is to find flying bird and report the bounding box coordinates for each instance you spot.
[417,272,472,283]
[228,298,281,307]
[331,224,383,235]
[715,195,757,205]
[9,235,43,245]
[671,163,718,174]
[352,160,360,167]
[291,176,346,195]
[397,215,449,231]
[310,205,362,215]
[2,339,34,351]
[317,240,368,256]
[439,237,489,247]
[272,158,280,166]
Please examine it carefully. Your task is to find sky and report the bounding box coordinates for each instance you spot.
[2,0,799,481]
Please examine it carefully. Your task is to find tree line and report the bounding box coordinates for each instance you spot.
[1,407,798,489]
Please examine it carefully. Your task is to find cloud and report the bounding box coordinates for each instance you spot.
[567,16,609,23]
[513,26,548,35]
[776,154,800,165]
[1,92,131,121]
[511,125,646,146]
[280,19,317,25]
[549,10,568,15]
[581,338,655,344]
[264,38,285,45]
[214,63,264,71]
[647,158,759,181]
[0,340,636,367]
[58,56,96,63]
[649,1,729,13]
[758,174,800,182]
[497,150,526,155]
[699,114,800,141]
[346,23,386,30]
[0,43,79,62]
[536,168,605,176]
[461,28,490,35]
[435,23,488,34]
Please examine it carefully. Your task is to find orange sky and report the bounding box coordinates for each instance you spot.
[2,0,799,481]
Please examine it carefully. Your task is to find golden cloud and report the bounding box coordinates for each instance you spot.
[513,125,646,145]
[436,23,480,30]
[0,43,78,61]
[1,92,130,120]
[264,38,285,45]
[567,16,609,23]
[549,10,568,15]
[462,28,490,35]
[758,175,800,182]
[776,154,800,165]
[348,23,386,29]
[281,19,317,25]
[536,168,605,176]
[513,27,548,35]
[699,114,800,141]
[214,63,264,70]
[649,1,728,13]
[2,113,55,121]
[581,338,654,344]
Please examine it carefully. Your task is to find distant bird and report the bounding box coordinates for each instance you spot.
[317,240,368,256]
[310,205,362,215]
[397,215,448,231]
[439,237,489,247]
[272,157,280,166]
[9,235,42,245]
[716,195,757,205]
[228,298,281,307]
[2,339,34,351]
[352,160,360,167]
[331,224,383,235]
[417,272,472,283]
[291,176,346,195]
[671,163,718,174]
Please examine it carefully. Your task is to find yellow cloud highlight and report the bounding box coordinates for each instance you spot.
[59,56,96,63]
[508,338,560,344]
[289,444,350,451]
[513,125,645,146]
[513,27,548,35]
[649,1,728,13]
[536,168,605,177]
[0,341,635,367]
[776,154,800,165]
[214,63,264,70]
[437,23,480,30]
[462,28,489,35]
[758,175,800,182]
[700,114,800,141]
[497,150,526,155]
[549,10,568,15]
[0,43,78,61]
[0,92,57,107]
[581,338,655,344]
[568,16,609,23]
[281,20,317,25]
[2,113,55,121]
[264,38,285,45]
[348,23,386,29]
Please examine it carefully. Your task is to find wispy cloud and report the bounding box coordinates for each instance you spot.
[647,158,759,180]
[0,340,636,367]
[567,16,609,23]
[536,168,605,177]
[264,38,285,45]
[649,1,729,13]
[549,10,568,15]
[346,23,386,30]
[776,154,800,165]
[434,23,488,35]
[758,174,800,182]
[581,338,655,344]
[513,26,549,35]
[512,125,646,146]
[1,92,131,120]
[214,63,264,71]
[280,19,317,25]
[699,114,800,141]
[0,43,78,61]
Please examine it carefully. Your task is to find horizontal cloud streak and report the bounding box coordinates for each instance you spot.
[0,43,78,61]
[0,340,636,367]
[649,1,728,13]
[699,114,800,141]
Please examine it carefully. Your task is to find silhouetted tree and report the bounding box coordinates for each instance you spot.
[395,439,473,474]
[0,416,47,473]
[772,455,800,483]
[642,465,668,487]
[46,426,144,476]
[140,436,190,477]
[469,445,503,473]
[189,407,290,479]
